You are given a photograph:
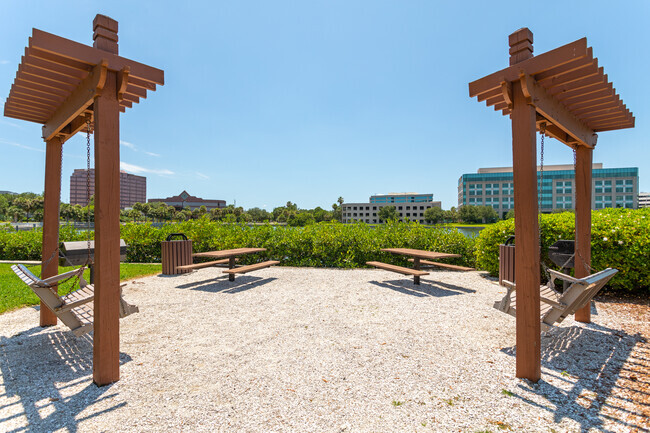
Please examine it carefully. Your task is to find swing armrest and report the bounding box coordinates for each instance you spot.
[40,267,86,285]
[502,280,516,290]
[547,269,581,283]
[54,295,94,313]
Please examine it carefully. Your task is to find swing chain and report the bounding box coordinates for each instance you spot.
[86,118,92,265]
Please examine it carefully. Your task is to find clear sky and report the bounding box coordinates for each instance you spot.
[1,1,648,210]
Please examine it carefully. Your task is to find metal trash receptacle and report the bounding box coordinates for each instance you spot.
[161,233,192,275]
[499,236,515,286]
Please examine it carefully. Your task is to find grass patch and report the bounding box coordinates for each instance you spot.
[0,263,161,314]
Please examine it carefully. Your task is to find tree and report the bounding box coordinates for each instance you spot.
[247,207,271,222]
[424,207,445,224]
[458,205,481,224]
[504,209,515,220]
[479,206,499,223]
[378,206,399,223]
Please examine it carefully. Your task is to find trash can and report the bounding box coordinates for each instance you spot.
[161,233,192,275]
[499,236,515,286]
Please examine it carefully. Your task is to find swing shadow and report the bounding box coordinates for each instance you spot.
[0,326,131,433]
[499,323,649,432]
[369,279,475,298]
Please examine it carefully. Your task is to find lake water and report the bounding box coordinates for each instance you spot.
[455,226,484,238]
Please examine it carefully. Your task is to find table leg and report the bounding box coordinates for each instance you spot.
[413,257,421,285]
[228,256,236,281]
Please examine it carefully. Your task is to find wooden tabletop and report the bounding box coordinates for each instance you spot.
[381,248,461,260]
[193,248,266,259]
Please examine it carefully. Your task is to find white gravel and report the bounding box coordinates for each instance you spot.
[0,267,646,432]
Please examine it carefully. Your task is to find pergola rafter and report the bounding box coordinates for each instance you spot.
[469,28,634,382]
[3,14,164,386]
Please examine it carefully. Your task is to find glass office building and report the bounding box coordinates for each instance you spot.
[458,164,639,218]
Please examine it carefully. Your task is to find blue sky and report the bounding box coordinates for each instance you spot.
[1,1,648,210]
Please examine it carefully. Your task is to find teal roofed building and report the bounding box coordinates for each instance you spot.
[458,164,639,218]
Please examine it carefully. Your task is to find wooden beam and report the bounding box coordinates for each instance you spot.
[19,63,82,88]
[574,146,592,323]
[31,29,164,85]
[117,67,129,102]
[42,61,107,141]
[547,69,604,96]
[469,38,588,98]
[534,50,593,82]
[23,50,87,79]
[511,77,541,382]
[93,70,121,386]
[520,74,596,148]
[10,84,64,104]
[41,137,63,327]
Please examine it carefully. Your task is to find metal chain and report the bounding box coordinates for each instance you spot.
[86,118,92,266]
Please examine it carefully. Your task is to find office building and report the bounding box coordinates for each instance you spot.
[639,192,650,208]
[342,193,441,224]
[370,193,434,204]
[458,164,639,218]
[70,169,146,209]
[148,190,226,211]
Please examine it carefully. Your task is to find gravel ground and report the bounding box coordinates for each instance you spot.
[0,267,647,433]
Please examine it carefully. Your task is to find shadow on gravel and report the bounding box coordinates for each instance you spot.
[176,275,277,294]
[0,328,130,432]
[500,324,648,432]
[369,279,475,297]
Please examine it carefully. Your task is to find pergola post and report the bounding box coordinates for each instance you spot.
[41,136,63,327]
[574,145,593,322]
[92,16,121,386]
[509,28,541,382]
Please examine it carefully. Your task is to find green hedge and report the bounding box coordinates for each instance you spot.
[121,219,476,268]
[1,220,476,269]
[475,208,650,291]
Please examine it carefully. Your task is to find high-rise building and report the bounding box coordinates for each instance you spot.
[458,164,639,218]
[342,193,441,224]
[70,169,146,209]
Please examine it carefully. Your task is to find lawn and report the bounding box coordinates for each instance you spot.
[0,263,161,314]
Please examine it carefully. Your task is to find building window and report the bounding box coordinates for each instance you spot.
[485,183,499,195]
[501,182,513,195]
[406,206,410,210]
[555,196,572,209]
[373,206,377,210]
[616,195,625,208]
[556,181,572,194]
[398,206,402,210]
[595,180,613,193]
[625,195,634,208]
[625,179,634,193]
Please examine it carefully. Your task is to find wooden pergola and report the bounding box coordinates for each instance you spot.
[3,14,164,385]
[469,28,634,382]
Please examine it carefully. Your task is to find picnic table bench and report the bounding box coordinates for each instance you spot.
[367,248,466,285]
[188,248,278,281]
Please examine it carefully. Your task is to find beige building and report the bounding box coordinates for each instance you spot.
[639,192,650,208]
[342,193,441,224]
[70,169,146,209]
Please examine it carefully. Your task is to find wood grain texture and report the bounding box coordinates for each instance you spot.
[93,69,121,386]
[511,78,541,382]
[574,146,593,322]
[41,137,62,326]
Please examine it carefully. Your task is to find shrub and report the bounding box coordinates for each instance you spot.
[475,209,650,291]
[0,219,476,269]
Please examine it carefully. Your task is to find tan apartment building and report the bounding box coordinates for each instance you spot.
[70,169,146,209]
[342,193,442,224]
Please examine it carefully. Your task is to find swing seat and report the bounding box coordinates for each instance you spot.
[494,267,617,331]
[11,264,139,337]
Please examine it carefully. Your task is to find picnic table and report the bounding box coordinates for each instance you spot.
[180,248,279,281]
[368,248,471,285]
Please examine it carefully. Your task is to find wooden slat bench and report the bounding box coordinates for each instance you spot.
[222,260,280,281]
[408,259,475,271]
[366,261,429,285]
[176,258,235,271]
